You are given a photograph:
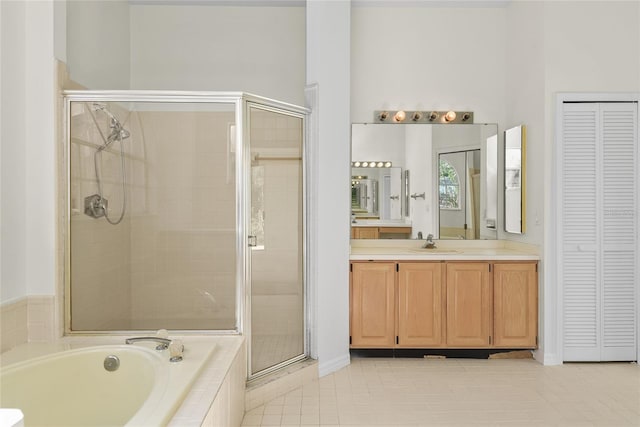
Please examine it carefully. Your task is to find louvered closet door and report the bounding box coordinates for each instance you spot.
[600,103,637,361]
[561,102,637,362]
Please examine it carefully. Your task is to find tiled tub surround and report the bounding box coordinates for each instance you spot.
[1,296,56,353]
[350,239,540,261]
[0,335,246,427]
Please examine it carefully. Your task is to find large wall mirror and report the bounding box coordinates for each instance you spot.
[351,123,498,240]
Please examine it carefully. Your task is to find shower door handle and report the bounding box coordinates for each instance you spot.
[248,235,258,247]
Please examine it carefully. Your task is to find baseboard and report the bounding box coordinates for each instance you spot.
[318,352,350,377]
[540,351,562,365]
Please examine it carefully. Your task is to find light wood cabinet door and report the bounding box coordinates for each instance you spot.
[493,263,538,348]
[397,263,444,347]
[350,262,396,348]
[352,227,379,239]
[446,262,492,347]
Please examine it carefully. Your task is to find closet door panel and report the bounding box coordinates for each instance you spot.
[561,103,601,361]
[601,103,637,360]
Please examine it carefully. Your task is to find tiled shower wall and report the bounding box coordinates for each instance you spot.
[69,103,136,330]
[69,105,237,331]
[68,105,302,344]
[129,111,236,329]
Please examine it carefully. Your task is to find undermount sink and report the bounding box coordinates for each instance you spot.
[408,248,461,254]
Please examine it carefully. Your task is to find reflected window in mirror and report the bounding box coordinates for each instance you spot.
[439,159,460,209]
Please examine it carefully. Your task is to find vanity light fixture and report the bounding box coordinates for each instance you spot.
[351,161,393,168]
[374,110,473,124]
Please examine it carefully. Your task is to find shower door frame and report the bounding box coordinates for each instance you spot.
[243,96,310,380]
[62,91,310,372]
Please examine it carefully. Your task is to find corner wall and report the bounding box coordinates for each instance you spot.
[306,0,352,376]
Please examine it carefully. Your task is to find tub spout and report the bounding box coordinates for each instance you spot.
[125,337,172,351]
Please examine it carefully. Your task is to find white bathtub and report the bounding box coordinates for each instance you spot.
[0,341,217,427]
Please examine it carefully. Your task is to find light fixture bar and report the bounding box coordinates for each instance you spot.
[351,161,393,168]
[374,110,473,124]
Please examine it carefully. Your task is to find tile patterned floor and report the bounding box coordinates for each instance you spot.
[242,356,640,426]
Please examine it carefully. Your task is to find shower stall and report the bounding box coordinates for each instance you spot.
[63,91,308,379]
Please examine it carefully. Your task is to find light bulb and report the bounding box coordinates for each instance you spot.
[444,111,457,122]
[393,110,406,122]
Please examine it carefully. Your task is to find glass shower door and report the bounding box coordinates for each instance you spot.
[248,104,305,377]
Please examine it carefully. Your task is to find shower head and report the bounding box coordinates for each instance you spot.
[92,103,130,149]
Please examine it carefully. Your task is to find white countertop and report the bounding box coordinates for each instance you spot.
[350,239,539,261]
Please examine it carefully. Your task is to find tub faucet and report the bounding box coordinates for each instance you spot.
[125,336,172,351]
[422,233,436,249]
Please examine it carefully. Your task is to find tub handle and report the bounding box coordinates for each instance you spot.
[169,339,184,363]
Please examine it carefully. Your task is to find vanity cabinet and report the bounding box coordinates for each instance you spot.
[445,262,492,347]
[350,262,395,348]
[349,260,538,350]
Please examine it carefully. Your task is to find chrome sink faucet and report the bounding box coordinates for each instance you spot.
[422,233,436,249]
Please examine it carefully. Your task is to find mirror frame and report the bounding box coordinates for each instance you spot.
[504,124,526,234]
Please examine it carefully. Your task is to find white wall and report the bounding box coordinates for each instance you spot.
[351,6,507,124]
[1,0,57,303]
[1,0,27,303]
[66,0,130,89]
[129,5,305,105]
[306,0,351,376]
[24,1,57,298]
